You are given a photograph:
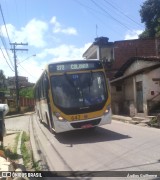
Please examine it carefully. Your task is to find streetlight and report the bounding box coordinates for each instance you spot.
[17,54,36,64]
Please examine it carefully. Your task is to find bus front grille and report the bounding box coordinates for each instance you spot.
[70,118,101,129]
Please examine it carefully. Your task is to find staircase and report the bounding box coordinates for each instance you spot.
[148,101,160,116]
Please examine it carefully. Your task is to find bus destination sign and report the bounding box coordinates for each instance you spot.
[49,61,103,72]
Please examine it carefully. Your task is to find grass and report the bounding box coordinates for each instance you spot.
[21,132,32,169]
[148,116,160,128]
[0,131,41,171]
[32,160,41,171]
[21,131,41,170]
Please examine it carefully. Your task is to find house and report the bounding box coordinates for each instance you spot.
[4,76,35,113]
[83,37,160,117]
[83,37,160,79]
[110,56,160,117]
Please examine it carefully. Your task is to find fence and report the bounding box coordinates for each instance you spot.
[19,97,35,112]
[19,97,35,107]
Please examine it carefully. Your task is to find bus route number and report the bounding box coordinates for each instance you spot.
[56,65,64,71]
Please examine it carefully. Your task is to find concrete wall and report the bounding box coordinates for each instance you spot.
[143,68,160,114]
[124,60,159,76]
[111,85,124,115]
[143,68,160,100]
[123,78,135,116]
[100,47,113,61]
[111,62,160,117]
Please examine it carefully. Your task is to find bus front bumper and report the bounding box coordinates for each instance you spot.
[53,110,112,133]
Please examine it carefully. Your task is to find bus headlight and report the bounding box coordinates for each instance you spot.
[104,105,110,115]
[55,112,65,121]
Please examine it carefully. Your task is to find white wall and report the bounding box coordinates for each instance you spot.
[143,68,160,100]
[124,60,160,76]
[101,47,113,61]
[111,60,160,116]
[124,78,134,100]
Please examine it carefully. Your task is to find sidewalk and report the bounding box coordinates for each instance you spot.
[112,114,159,128]
[5,111,34,119]
[0,130,25,172]
[0,112,34,174]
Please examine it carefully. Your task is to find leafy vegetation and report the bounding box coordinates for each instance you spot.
[21,132,41,170]
[0,70,7,94]
[19,87,34,98]
[21,132,33,169]
[148,115,160,128]
[139,0,160,38]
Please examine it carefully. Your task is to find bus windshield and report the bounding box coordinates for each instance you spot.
[51,72,108,113]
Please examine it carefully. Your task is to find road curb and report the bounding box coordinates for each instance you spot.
[5,112,35,119]
[112,115,132,123]
[17,131,24,166]
[29,115,42,169]
[112,115,160,128]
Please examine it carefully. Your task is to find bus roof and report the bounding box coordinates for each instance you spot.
[47,59,100,66]
[34,59,102,88]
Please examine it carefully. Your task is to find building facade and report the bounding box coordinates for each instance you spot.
[83,37,160,79]
[83,37,160,117]
[110,57,160,117]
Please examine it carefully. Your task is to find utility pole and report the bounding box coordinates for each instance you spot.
[10,43,28,112]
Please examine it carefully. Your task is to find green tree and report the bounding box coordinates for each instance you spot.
[0,70,6,90]
[139,0,160,38]
[19,87,34,98]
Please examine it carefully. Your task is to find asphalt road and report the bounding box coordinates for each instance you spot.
[30,114,160,173]
[4,114,160,179]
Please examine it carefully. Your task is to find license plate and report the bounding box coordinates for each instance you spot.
[81,124,93,129]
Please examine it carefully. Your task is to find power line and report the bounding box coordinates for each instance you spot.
[0,47,14,72]
[19,64,37,80]
[103,0,143,28]
[75,0,105,15]
[74,0,124,36]
[90,0,137,32]
[0,3,11,44]
[0,30,14,68]
[0,3,14,68]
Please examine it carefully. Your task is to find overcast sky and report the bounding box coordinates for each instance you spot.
[0,0,145,83]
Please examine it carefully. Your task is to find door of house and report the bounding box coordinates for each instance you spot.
[136,81,144,113]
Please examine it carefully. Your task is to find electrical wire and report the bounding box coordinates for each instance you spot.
[0,30,14,68]
[0,3,14,68]
[90,0,139,33]
[0,3,11,44]
[74,0,126,36]
[0,47,14,72]
[103,0,143,28]
[18,64,37,80]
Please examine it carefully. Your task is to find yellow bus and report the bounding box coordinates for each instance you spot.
[34,60,111,133]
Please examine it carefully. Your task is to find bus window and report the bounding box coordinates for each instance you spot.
[51,72,107,109]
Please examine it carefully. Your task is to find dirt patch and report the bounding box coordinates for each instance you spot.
[1,131,36,171]
[3,132,18,149]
